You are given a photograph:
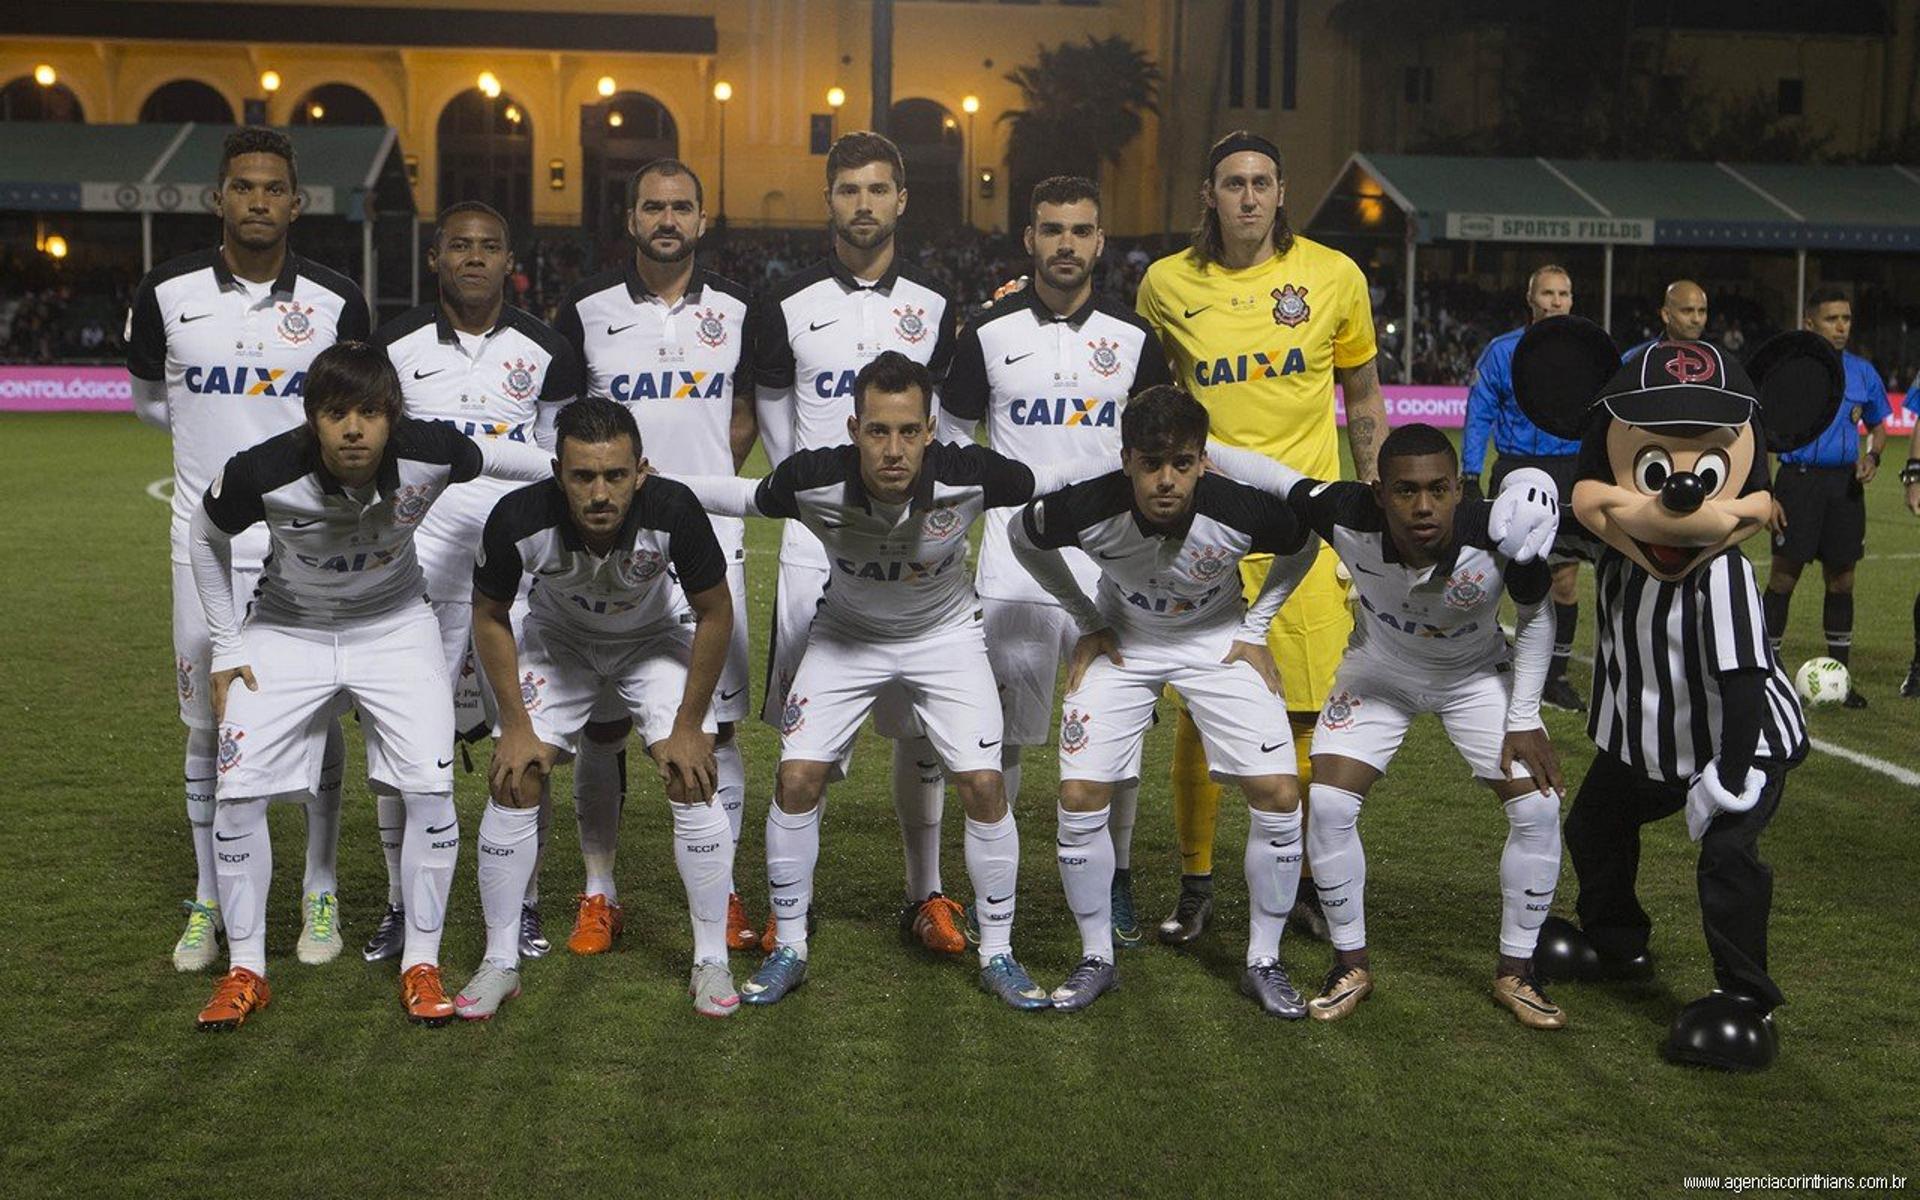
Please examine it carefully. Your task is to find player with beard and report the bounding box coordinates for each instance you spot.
[747,133,964,955]
[127,127,368,972]
[557,161,760,957]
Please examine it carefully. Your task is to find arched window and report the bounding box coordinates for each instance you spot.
[292,83,384,127]
[139,80,234,124]
[0,77,84,122]
[436,88,533,244]
[580,91,679,246]
[888,98,962,234]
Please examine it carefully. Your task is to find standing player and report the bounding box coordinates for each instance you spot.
[556,160,759,956]
[672,352,1105,1010]
[1461,264,1588,713]
[1621,280,1710,358]
[1761,287,1889,707]
[366,200,580,962]
[188,343,552,1030]
[1009,388,1320,1014]
[458,398,736,1019]
[1204,431,1569,1029]
[128,127,368,971]
[1906,457,1920,698]
[1132,130,1387,945]
[747,132,965,954]
[937,175,1170,946]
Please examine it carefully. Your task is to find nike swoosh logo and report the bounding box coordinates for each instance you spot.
[1523,887,1554,897]
[985,893,1012,905]
[436,757,454,769]
[426,821,456,834]
[1352,563,1381,575]
[1260,741,1286,753]
[1004,352,1034,365]
[769,878,801,889]
[820,520,850,530]
[607,323,637,336]
[213,831,249,842]
[1318,984,1364,1005]
[289,518,321,529]
[1506,990,1557,1014]
[808,319,838,332]
[181,312,212,323]
[536,566,568,576]
[412,368,443,380]
[1313,878,1352,891]
[1183,306,1211,319]
[1096,550,1127,560]
[978,738,1001,749]
[720,688,745,702]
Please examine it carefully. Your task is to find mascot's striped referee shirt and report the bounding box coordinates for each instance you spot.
[1590,546,1807,783]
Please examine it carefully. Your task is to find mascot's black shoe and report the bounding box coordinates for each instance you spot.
[1532,916,1655,983]
[1663,991,1778,1071]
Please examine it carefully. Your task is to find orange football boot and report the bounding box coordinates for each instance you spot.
[725,892,758,952]
[196,966,271,1032]
[401,963,456,1026]
[911,893,967,956]
[567,893,625,955]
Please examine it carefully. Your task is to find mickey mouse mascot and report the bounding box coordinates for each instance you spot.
[1512,317,1842,1071]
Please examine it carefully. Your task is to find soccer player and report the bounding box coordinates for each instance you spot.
[1132,130,1386,945]
[1621,280,1709,359]
[747,132,966,955]
[1010,387,1320,1014]
[1905,459,1920,697]
[1461,264,1589,713]
[556,159,759,956]
[1761,287,1889,707]
[366,200,579,963]
[188,342,552,1030]
[127,127,369,971]
[456,398,736,1019]
[672,352,1104,1010]
[937,174,1171,947]
[1204,429,1569,1029]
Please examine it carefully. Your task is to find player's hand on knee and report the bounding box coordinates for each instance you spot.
[1768,500,1787,534]
[1500,727,1564,796]
[490,726,549,807]
[655,720,717,804]
[1904,479,1920,517]
[210,665,256,725]
[1066,628,1123,694]
[1222,638,1284,695]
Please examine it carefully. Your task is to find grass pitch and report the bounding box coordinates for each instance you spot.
[2,414,1915,1197]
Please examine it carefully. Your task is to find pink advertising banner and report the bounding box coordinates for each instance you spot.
[0,365,134,412]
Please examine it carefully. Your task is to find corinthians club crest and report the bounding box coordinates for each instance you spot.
[781,693,809,736]
[520,671,546,711]
[1088,337,1122,378]
[893,305,928,344]
[1443,568,1488,610]
[1188,545,1233,583]
[694,307,728,348]
[626,547,665,582]
[923,505,964,541]
[1270,283,1311,328]
[1060,707,1092,754]
[502,357,537,402]
[392,483,435,525]
[1321,690,1361,731]
[275,301,316,345]
[217,727,245,774]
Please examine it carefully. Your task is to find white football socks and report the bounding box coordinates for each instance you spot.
[185,727,218,905]
[714,735,745,893]
[1306,783,1368,952]
[400,790,458,970]
[212,796,272,975]
[574,735,623,903]
[1245,806,1304,965]
[1110,779,1140,870]
[376,791,406,908]
[673,801,735,964]
[301,718,344,897]
[765,802,821,959]
[1056,804,1114,964]
[477,800,541,969]
[892,736,945,901]
[965,810,1019,963]
[1499,789,1563,959]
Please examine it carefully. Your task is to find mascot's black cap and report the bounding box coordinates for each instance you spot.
[1599,341,1757,429]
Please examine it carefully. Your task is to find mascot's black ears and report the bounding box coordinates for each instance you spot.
[1510,317,1844,456]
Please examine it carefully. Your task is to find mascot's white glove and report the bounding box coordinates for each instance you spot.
[1684,760,1766,842]
[1489,467,1560,564]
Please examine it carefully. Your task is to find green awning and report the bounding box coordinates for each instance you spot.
[0,122,412,223]
[1308,153,1920,251]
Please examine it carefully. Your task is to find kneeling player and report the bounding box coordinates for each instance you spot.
[1011,387,1321,1016]
[1208,426,1569,1028]
[457,397,738,1019]
[189,343,551,1030]
[674,352,1104,1010]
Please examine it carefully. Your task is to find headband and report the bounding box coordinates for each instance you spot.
[1207,133,1283,179]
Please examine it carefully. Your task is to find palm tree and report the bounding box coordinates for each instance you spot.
[999,36,1160,209]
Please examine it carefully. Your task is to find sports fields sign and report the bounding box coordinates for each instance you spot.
[1443,212,1655,245]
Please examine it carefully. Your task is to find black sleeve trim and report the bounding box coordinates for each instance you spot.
[941,325,990,421]
[647,478,728,596]
[126,276,167,381]
[474,483,552,602]
[372,304,435,349]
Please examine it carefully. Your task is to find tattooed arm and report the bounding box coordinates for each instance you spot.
[1337,356,1386,483]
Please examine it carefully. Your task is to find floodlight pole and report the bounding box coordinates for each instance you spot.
[1795,247,1807,325]
[1602,243,1614,334]
[1402,225,1415,385]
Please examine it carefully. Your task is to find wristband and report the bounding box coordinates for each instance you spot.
[1866,450,1882,466]
[1901,458,1920,486]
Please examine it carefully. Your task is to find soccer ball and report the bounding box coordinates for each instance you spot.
[1793,657,1851,706]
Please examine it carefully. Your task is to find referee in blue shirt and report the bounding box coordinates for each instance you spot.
[1461,264,1586,711]
[1762,286,1891,707]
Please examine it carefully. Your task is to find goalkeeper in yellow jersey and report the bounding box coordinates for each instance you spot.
[1133,130,1387,944]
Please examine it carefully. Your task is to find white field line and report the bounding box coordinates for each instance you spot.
[145,477,173,503]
